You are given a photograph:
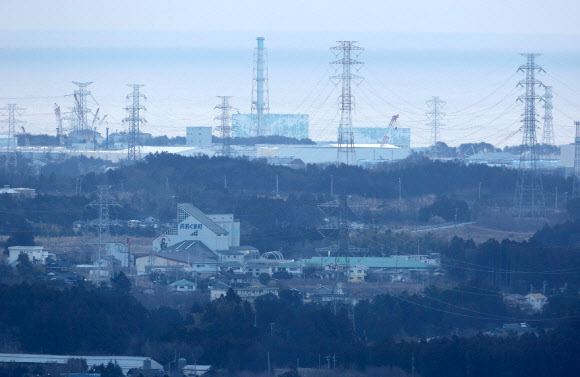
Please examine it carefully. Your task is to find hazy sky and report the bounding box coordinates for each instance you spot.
[1,0,579,35]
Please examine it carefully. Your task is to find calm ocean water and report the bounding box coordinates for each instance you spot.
[0,47,579,147]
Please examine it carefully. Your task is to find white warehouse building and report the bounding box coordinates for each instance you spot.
[153,203,240,252]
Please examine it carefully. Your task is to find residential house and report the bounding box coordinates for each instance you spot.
[169,279,197,292]
[526,293,548,311]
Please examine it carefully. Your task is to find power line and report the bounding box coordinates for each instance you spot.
[513,53,545,219]
[541,86,555,146]
[215,96,236,157]
[123,84,147,161]
[331,41,364,165]
[0,103,26,175]
[87,185,120,282]
[425,96,445,155]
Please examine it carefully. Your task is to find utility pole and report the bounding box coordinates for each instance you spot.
[330,174,334,196]
[426,96,446,157]
[331,41,364,165]
[541,86,555,146]
[252,37,270,136]
[573,121,580,198]
[0,104,25,174]
[87,185,120,282]
[215,96,236,157]
[513,54,545,218]
[275,174,279,197]
[398,177,402,203]
[123,84,147,161]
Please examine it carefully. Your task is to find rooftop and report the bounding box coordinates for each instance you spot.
[169,279,196,287]
[303,257,437,269]
[179,203,228,236]
[0,353,162,373]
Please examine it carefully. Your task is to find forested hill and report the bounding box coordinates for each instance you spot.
[28,153,569,201]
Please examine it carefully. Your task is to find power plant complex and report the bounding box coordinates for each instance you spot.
[1,38,580,214]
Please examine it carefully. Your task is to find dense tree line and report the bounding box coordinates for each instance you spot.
[441,222,580,290]
[0,283,578,377]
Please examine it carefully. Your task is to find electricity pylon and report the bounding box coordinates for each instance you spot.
[331,41,364,166]
[513,53,545,218]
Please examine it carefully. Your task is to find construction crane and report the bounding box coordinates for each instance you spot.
[380,114,399,148]
[54,103,65,147]
[19,126,30,147]
[91,108,100,128]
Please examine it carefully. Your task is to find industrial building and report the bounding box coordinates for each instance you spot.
[153,203,240,252]
[138,203,260,276]
[252,143,410,164]
[0,353,162,374]
[351,127,411,148]
[232,114,309,139]
[232,37,310,139]
[186,127,213,148]
[8,246,52,265]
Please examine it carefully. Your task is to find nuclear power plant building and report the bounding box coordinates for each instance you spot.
[351,127,411,148]
[232,114,309,139]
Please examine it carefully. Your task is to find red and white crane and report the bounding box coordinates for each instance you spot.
[380,114,399,148]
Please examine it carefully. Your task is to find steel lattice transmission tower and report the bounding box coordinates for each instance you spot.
[251,37,270,137]
[123,84,147,161]
[513,53,545,218]
[331,41,364,165]
[87,185,120,277]
[72,82,93,131]
[215,96,237,157]
[573,121,580,198]
[541,86,555,146]
[1,104,26,174]
[316,195,368,279]
[426,96,446,156]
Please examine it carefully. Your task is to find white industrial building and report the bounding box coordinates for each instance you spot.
[138,204,260,276]
[8,246,52,265]
[106,242,134,268]
[252,143,410,165]
[186,127,212,148]
[153,203,240,252]
[0,353,162,374]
